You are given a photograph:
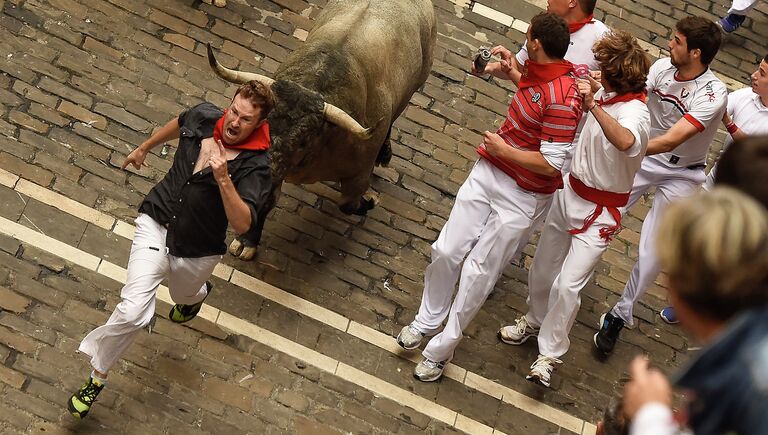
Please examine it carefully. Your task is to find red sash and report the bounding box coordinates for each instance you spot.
[599,91,647,106]
[568,14,594,33]
[212,110,270,151]
[518,60,575,89]
[567,174,629,241]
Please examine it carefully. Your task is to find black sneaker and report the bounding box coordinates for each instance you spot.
[169,281,212,323]
[68,377,105,419]
[593,312,625,355]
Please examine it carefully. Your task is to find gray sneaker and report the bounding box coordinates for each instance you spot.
[413,358,447,382]
[396,323,425,350]
[498,315,540,345]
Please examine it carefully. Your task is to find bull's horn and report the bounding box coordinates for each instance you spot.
[323,103,373,139]
[207,43,275,87]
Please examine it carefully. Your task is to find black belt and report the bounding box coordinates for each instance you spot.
[669,155,705,170]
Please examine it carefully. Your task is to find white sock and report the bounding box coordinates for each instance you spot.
[90,370,107,386]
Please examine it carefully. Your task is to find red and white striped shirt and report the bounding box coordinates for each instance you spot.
[477,69,582,194]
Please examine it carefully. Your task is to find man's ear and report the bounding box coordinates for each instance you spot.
[691,48,702,61]
[255,118,267,129]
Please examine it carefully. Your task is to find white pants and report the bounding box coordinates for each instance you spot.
[79,214,221,373]
[610,159,705,325]
[414,159,551,362]
[729,0,759,14]
[526,182,617,358]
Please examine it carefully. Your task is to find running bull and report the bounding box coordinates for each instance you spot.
[208,0,437,260]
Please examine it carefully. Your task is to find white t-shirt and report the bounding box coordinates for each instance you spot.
[516,19,609,170]
[704,87,768,189]
[571,89,651,193]
[516,19,609,77]
[645,58,728,168]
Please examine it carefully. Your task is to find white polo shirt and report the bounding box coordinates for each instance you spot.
[645,57,728,168]
[515,19,609,77]
[571,89,651,193]
[704,87,768,188]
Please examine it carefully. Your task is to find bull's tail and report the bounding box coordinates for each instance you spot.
[375,127,393,167]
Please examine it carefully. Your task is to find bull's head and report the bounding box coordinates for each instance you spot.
[206,44,372,151]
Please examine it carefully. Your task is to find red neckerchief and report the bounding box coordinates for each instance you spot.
[568,14,594,33]
[599,91,647,106]
[518,60,575,89]
[212,110,270,151]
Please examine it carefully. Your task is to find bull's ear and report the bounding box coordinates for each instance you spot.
[322,103,373,139]
[207,43,275,87]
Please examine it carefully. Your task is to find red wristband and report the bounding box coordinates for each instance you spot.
[726,122,738,134]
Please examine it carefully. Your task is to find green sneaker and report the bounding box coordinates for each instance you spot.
[67,377,105,419]
[169,281,212,323]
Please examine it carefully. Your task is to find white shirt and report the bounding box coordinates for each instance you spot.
[515,19,609,76]
[516,19,609,169]
[645,58,728,168]
[571,89,651,193]
[704,87,768,188]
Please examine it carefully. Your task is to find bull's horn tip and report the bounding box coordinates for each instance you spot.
[360,128,374,139]
[206,44,218,67]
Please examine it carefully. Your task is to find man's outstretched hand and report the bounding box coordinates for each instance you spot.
[122,147,148,170]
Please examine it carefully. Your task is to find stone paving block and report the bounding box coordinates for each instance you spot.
[155,356,205,390]
[0,286,31,313]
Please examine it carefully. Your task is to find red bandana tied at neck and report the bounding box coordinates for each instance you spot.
[518,60,575,89]
[212,110,271,151]
[600,91,647,106]
[568,14,594,33]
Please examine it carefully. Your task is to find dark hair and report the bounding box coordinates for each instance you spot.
[764,53,768,63]
[675,17,721,65]
[234,80,276,119]
[578,0,597,15]
[529,12,570,59]
[593,30,650,94]
[715,136,768,208]
[601,398,629,435]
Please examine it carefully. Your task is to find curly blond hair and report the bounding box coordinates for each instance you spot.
[657,187,768,321]
[592,30,650,95]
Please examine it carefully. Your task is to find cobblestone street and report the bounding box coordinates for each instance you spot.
[0,0,764,433]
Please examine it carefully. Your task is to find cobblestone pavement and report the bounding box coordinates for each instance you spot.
[0,0,762,433]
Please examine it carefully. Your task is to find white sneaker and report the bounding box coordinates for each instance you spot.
[526,354,562,388]
[413,358,447,382]
[396,323,425,350]
[498,316,540,345]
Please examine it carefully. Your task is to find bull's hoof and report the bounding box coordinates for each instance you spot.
[340,193,379,216]
[228,238,258,261]
[202,0,227,7]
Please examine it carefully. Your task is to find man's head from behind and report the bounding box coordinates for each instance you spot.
[596,397,629,435]
[657,187,768,334]
[593,30,650,95]
[547,0,597,19]
[527,12,570,61]
[669,17,721,68]
[221,80,276,146]
[715,136,768,208]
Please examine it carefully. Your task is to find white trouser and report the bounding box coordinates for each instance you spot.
[79,214,221,373]
[729,0,759,14]
[526,182,616,358]
[703,163,716,191]
[610,158,705,325]
[414,159,551,362]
